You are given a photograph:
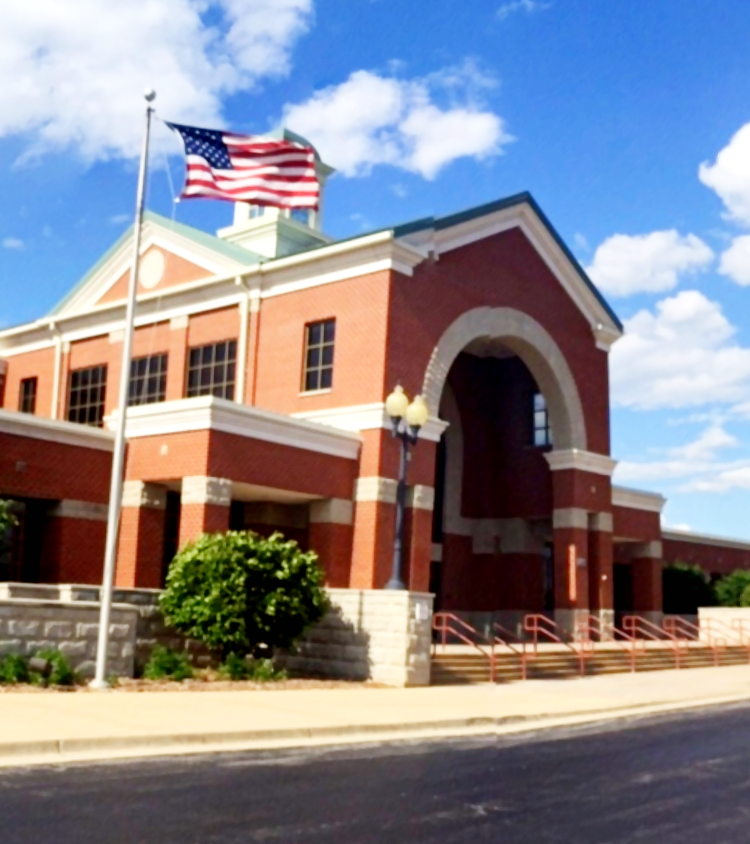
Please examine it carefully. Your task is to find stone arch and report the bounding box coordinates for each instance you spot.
[422,307,587,450]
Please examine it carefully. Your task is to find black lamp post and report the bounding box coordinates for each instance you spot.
[384,386,430,590]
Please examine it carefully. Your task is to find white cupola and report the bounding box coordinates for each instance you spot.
[216,128,335,259]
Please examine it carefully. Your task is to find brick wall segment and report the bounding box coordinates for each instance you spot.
[253,270,392,415]
[3,347,56,419]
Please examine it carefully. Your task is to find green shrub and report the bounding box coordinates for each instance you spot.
[32,649,79,686]
[740,584,750,607]
[0,500,17,538]
[219,652,287,682]
[143,646,194,681]
[0,654,30,684]
[715,570,750,607]
[160,531,329,659]
[662,562,716,614]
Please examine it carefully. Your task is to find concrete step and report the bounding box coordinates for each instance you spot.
[431,646,750,685]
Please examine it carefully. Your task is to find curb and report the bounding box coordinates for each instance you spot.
[2,692,750,766]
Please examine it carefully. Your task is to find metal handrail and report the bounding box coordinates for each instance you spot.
[621,615,685,669]
[491,623,529,680]
[663,616,722,666]
[575,613,644,672]
[523,614,591,677]
[432,612,498,683]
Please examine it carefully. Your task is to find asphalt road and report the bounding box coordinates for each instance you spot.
[4,704,750,843]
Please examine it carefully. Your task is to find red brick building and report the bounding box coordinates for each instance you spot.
[1,148,746,627]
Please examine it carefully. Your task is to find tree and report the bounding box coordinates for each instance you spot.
[715,569,750,607]
[662,562,716,614]
[160,531,329,658]
[0,500,17,542]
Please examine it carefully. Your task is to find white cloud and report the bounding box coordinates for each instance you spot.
[718,234,750,285]
[0,0,312,162]
[2,237,24,250]
[699,122,750,227]
[496,0,550,22]
[586,230,713,297]
[282,63,511,179]
[611,290,750,409]
[614,424,744,493]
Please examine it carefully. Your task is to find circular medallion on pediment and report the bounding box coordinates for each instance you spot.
[139,248,166,289]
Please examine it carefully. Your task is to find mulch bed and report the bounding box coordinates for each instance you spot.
[0,671,384,693]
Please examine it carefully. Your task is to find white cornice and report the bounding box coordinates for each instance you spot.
[291,403,449,443]
[544,449,617,476]
[0,232,426,354]
[612,485,666,513]
[114,397,361,460]
[402,201,622,344]
[662,528,750,552]
[0,408,114,451]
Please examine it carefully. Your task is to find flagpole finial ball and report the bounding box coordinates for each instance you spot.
[144,89,156,103]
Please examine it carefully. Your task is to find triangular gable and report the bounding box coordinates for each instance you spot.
[49,211,262,318]
[393,192,623,349]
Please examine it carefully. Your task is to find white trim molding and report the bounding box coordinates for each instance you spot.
[354,477,398,504]
[47,500,109,521]
[552,508,589,530]
[291,403,449,443]
[121,481,167,510]
[114,396,361,461]
[545,449,617,476]
[662,529,750,553]
[400,200,622,346]
[612,486,666,514]
[589,512,614,533]
[0,408,114,452]
[181,476,233,507]
[309,498,354,525]
[421,307,588,451]
[406,485,435,511]
[633,541,663,559]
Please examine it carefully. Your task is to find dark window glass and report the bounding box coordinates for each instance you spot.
[186,340,237,400]
[18,377,37,414]
[67,365,107,427]
[128,353,168,406]
[0,372,6,408]
[302,319,335,393]
[290,208,309,225]
[532,392,552,447]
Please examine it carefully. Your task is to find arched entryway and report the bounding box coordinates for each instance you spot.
[423,308,609,634]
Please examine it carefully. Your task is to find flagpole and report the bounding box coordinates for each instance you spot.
[91,89,156,689]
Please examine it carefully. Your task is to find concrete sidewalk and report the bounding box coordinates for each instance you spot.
[2,665,750,767]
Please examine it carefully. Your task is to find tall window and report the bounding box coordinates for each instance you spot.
[128,353,168,406]
[289,208,310,226]
[67,365,107,427]
[303,319,335,392]
[249,205,265,219]
[0,370,6,408]
[532,391,552,447]
[18,377,37,414]
[186,340,237,400]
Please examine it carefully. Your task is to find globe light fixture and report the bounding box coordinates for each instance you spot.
[384,386,430,590]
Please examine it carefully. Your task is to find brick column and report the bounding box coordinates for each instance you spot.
[588,512,614,633]
[179,476,232,547]
[404,485,435,593]
[632,541,663,622]
[116,481,167,588]
[552,507,589,633]
[350,477,397,588]
[308,499,354,587]
[166,316,188,401]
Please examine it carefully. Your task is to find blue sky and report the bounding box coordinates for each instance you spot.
[3,0,750,538]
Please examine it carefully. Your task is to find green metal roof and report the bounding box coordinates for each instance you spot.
[48,210,262,316]
[46,194,620,333]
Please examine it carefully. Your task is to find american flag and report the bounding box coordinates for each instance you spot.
[166,122,320,209]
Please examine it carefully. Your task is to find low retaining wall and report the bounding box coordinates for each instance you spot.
[0,598,138,677]
[698,607,750,642]
[0,584,435,686]
[280,589,433,686]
